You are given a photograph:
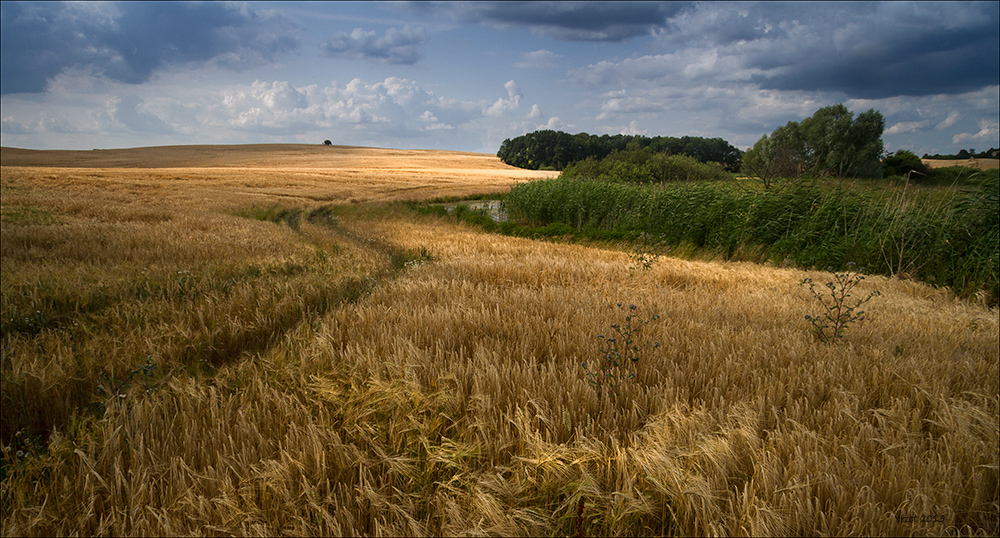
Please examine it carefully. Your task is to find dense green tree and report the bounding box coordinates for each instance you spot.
[497,130,741,171]
[743,104,885,181]
[741,133,803,189]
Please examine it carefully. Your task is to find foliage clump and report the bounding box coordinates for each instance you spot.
[497,129,741,171]
[742,103,885,185]
[562,148,732,183]
[882,149,930,179]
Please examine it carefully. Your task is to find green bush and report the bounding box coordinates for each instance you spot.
[562,149,732,184]
[882,150,930,178]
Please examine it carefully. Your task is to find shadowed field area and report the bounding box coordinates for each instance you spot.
[1,145,997,536]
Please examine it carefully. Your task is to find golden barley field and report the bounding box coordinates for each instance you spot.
[1,145,997,537]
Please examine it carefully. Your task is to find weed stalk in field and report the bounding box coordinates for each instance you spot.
[629,233,663,271]
[583,303,660,400]
[800,263,880,342]
[96,356,157,400]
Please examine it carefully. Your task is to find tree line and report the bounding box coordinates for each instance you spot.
[743,105,998,187]
[496,130,742,171]
[498,105,994,188]
[923,148,1000,160]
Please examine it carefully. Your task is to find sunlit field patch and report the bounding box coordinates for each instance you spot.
[1,146,996,536]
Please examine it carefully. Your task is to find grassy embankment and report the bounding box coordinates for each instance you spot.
[1,146,997,536]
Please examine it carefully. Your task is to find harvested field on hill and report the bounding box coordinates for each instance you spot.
[922,158,999,170]
[1,144,559,205]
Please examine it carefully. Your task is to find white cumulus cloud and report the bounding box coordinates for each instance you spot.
[885,120,929,135]
[514,49,560,69]
[936,111,961,130]
[952,118,1000,145]
[483,80,521,117]
[199,77,529,147]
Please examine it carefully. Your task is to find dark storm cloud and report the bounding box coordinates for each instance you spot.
[421,1,693,42]
[321,26,427,65]
[745,2,999,98]
[664,1,1000,99]
[0,2,298,95]
[564,2,999,100]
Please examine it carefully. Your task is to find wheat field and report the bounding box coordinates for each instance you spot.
[1,145,997,536]
[922,158,999,171]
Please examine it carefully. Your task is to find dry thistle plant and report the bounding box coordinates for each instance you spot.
[800,262,880,342]
[628,232,663,271]
[583,303,660,400]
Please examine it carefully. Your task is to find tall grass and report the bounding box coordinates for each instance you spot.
[2,162,998,536]
[505,172,1000,304]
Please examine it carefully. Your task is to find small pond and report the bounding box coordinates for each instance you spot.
[439,200,508,222]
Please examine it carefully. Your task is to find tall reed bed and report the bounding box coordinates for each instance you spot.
[504,173,999,303]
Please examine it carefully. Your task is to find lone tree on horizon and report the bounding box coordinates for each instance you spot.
[323,140,332,146]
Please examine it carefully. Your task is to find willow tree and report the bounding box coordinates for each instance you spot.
[744,104,885,185]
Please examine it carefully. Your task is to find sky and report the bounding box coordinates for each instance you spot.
[1,1,998,156]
